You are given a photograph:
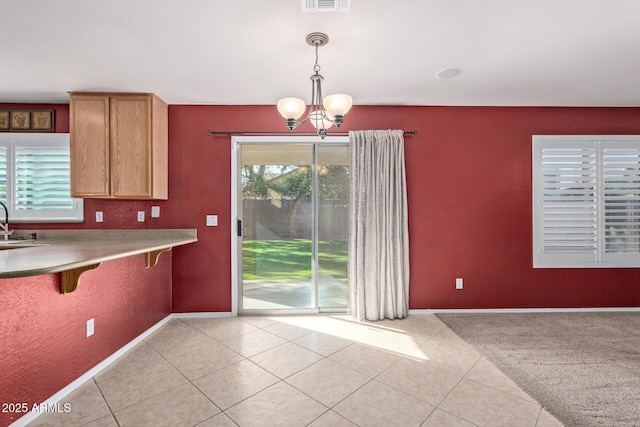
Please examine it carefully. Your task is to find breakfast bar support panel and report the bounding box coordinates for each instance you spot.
[147,247,172,268]
[61,263,100,294]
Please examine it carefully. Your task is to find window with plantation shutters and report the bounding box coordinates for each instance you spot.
[533,135,640,268]
[0,147,7,203]
[603,145,640,259]
[0,133,83,222]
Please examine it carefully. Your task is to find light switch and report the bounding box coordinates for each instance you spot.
[151,206,160,218]
[206,215,218,226]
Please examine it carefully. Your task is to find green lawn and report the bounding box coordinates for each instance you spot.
[242,239,348,280]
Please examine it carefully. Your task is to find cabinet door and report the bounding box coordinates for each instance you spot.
[70,95,110,197]
[110,95,152,198]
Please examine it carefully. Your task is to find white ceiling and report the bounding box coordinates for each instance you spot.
[2,0,640,106]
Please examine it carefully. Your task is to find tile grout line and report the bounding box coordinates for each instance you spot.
[434,322,551,408]
[90,378,122,427]
[154,324,250,425]
[190,321,328,426]
[424,355,484,427]
[425,321,548,426]
[107,321,224,425]
[92,345,188,418]
[280,336,411,426]
[275,335,372,421]
[90,383,130,426]
[417,328,484,426]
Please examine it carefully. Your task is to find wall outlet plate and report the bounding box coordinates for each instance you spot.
[456,278,463,290]
[96,211,103,222]
[137,211,145,222]
[86,318,94,337]
[151,206,160,218]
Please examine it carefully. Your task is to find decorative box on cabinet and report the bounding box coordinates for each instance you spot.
[69,92,168,199]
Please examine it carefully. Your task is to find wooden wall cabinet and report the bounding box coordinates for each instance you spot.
[69,93,168,199]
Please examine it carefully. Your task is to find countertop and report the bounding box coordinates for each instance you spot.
[0,229,197,279]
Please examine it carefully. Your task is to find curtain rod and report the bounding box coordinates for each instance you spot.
[207,130,417,137]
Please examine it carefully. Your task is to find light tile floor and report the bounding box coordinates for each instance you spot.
[28,314,565,427]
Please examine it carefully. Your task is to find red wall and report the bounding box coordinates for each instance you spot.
[167,104,640,310]
[4,102,640,314]
[0,254,171,426]
[402,106,640,308]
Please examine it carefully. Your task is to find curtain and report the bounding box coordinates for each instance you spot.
[348,130,410,321]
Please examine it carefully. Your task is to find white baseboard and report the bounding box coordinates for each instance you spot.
[10,315,173,427]
[410,307,640,314]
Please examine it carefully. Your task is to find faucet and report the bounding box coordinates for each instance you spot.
[0,201,11,241]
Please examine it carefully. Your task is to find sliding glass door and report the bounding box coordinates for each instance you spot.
[316,145,349,309]
[235,137,349,314]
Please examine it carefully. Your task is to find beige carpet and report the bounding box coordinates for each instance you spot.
[436,312,640,427]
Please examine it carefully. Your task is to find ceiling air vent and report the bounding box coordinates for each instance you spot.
[301,0,352,12]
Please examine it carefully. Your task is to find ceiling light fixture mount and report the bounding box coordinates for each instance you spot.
[277,32,352,138]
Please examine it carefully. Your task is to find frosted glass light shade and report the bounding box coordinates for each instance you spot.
[277,98,306,119]
[309,111,334,130]
[322,94,353,116]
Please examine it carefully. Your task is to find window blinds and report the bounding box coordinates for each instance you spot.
[0,133,83,222]
[603,146,640,255]
[0,147,6,202]
[15,146,73,210]
[540,146,597,255]
[533,136,640,268]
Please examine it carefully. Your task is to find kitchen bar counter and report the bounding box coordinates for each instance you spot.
[0,229,197,292]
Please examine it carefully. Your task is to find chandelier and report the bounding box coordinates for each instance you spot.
[277,32,353,138]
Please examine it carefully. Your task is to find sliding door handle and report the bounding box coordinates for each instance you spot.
[237,219,243,237]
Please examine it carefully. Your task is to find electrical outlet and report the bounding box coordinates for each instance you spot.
[206,215,218,226]
[137,211,145,222]
[456,278,463,290]
[86,318,94,337]
[95,211,103,222]
[151,206,160,218]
